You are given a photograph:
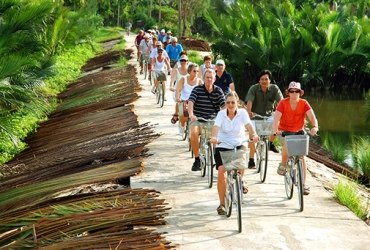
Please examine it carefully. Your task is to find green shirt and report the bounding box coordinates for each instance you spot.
[244,83,283,116]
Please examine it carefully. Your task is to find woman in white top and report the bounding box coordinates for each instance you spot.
[170,54,189,124]
[175,63,203,133]
[210,91,259,215]
[149,40,169,81]
[198,55,215,79]
[151,48,171,95]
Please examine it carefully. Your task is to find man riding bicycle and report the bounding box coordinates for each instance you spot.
[244,69,283,168]
[138,34,152,75]
[188,69,226,171]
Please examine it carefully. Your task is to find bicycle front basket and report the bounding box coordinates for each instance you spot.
[220,149,248,171]
[254,120,273,135]
[285,135,309,156]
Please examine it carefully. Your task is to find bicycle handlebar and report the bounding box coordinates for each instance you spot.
[252,114,271,120]
[217,139,253,148]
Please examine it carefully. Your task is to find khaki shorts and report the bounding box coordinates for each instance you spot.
[139,54,149,65]
[154,71,167,81]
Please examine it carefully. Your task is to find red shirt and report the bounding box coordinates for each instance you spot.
[135,34,144,46]
[276,98,311,132]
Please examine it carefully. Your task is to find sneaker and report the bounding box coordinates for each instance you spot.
[217,205,226,215]
[269,142,280,153]
[248,159,256,169]
[179,126,185,136]
[191,159,201,171]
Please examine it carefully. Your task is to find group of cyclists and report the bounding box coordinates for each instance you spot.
[133,26,319,216]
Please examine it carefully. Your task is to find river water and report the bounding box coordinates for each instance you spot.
[237,87,370,167]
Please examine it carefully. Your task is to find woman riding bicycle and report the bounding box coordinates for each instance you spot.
[210,91,259,215]
[175,63,203,135]
[272,81,319,195]
[151,48,171,95]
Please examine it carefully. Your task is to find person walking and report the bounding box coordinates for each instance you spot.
[272,81,319,195]
[187,69,226,171]
[244,69,283,168]
[214,59,235,95]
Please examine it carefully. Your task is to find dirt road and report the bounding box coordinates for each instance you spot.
[126,32,370,250]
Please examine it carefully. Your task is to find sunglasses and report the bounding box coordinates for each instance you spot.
[226,101,236,104]
[158,51,163,54]
[180,60,187,62]
[192,70,199,72]
[289,90,301,93]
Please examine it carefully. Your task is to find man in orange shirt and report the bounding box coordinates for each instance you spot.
[272,81,318,195]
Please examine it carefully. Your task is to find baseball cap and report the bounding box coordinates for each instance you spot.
[216,59,225,66]
[180,55,188,60]
[160,29,165,33]
[143,34,149,38]
[156,41,162,46]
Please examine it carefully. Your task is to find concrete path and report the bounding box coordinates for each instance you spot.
[125,32,370,250]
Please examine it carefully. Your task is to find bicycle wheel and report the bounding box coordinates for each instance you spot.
[207,142,214,188]
[149,71,153,86]
[144,61,148,79]
[224,174,233,218]
[155,84,160,104]
[256,141,261,173]
[235,174,243,233]
[200,138,206,177]
[159,82,164,107]
[284,164,294,199]
[296,159,304,212]
[259,138,269,183]
[181,119,188,141]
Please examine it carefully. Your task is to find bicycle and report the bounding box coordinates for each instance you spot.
[281,130,309,212]
[197,118,215,188]
[253,114,273,183]
[153,71,165,108]
[143,58,148,80]
[178,100,189,141]
[219,140,252,233]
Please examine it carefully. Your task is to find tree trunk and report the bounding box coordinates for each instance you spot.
[178,0,181,37]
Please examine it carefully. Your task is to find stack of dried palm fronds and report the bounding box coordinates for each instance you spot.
[0,46,173,249]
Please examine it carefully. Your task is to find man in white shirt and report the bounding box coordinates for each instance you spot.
[139,34,152,74]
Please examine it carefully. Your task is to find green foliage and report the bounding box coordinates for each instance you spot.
[352,136,370,184]
[334,177,368,220]
[322,132,349,164]
[43,44,96,96]
[205,0,370,90]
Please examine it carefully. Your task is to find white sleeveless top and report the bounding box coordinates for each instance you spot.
[153,57,166,71]
[176,68,188,84]
[180,77,202,100]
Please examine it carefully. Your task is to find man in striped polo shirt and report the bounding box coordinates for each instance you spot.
[188,69,226,171]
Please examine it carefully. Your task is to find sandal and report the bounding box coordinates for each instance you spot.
[277,163,287,176]
[243,185,248,194]
[217,205,226,215]
[171,114,179,124]
[303,185,310,195]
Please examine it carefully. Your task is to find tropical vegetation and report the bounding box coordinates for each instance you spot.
[0,0,103,165]
[205,0,370,91]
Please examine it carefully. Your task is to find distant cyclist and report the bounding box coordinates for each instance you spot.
[198,55,215,79]
[166,37,183,68]
[214,59,235,95]
[125,21,132,35]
